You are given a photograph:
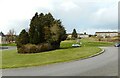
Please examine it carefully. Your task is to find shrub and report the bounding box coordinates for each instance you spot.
[18,43,53,54]
[71,37,76,40]
[18,44,37,53]
[39,43,53,52]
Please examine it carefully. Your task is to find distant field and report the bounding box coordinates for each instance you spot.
[1,39,114,69]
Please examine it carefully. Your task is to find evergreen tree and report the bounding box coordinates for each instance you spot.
[84,32,86,35]
[72,29,77,39]
[33,30,39,44]
[17,12,67,53]
[43,13,55,42]
[56,20,67,41]
[37,13,45,43]
[29,12,66,47]
[29,12,39,44]
[44,13,54,26]
[50,20,66,48]
[17,29,29,48]
[44,26,51,42]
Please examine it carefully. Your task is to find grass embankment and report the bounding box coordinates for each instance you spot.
[1,39,113,69]
[0,43,16,46]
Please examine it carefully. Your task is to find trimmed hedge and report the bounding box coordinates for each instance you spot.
[18,43,53,54]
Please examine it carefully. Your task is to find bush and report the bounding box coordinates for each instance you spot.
[40,43,53,51]
[18,43,53,54]
[71,37,76,40]
[18,44,37,53]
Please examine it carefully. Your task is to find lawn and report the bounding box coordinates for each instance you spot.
[0,43,16,46]
[80,38,114,47]
[60,39,114,48]
[1,39,114,69]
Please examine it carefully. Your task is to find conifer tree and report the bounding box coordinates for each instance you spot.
[17,12,67,53]
[29,12,39,44]
[72,29,77,39]
[17,29,29,48]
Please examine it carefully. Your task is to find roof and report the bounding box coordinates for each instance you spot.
[0,32,5,37]
[67,33,88,35]
[96,32,118,33]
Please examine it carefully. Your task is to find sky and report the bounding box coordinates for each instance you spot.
[0,0,119,35]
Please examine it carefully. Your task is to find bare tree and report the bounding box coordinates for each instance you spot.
[6,29,16,43]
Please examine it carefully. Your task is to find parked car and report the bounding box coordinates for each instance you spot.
[114,42,120,47]
[72,44,81,47]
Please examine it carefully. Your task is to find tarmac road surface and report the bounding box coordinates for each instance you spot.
[0,46,16,51]
[2,47,118,76]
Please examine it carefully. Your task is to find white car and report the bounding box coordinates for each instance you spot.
[72,44,81,47]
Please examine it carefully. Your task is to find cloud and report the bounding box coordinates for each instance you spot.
[90,4,118,29]
[59,1,80,11]
[0,0,119,34]
[0,0,53,34]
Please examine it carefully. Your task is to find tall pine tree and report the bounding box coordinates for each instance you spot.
[29,12,39,44]
[72,29,77,39]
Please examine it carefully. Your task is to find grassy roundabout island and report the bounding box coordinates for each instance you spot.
[1,39,114,69]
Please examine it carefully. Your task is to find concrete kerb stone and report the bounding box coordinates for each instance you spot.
[81,47,105,60]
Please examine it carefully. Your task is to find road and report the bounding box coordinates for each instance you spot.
[2,47,118,76]
[0,46,16,51]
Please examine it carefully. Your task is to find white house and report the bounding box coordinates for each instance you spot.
[95,32,119,38]
[67,33,72,38]
[0,35,1,44]
[0,32,6,44]
[67,33,89,39]
[78,34,89,38]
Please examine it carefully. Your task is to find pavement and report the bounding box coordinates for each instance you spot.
[2,47,118,76]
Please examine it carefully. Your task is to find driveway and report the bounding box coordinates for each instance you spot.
[2,47,118,76]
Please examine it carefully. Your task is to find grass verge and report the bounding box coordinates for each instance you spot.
[0,43,16,46]
[1,39,113,69]
[2,47,101,69]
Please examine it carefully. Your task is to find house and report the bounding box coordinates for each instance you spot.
[67,33,72,38]
[0,32,6,44]
[78,34,89,38]
[67,33,89,39]
[95,32,119,38]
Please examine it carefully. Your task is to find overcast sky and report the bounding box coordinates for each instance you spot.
[0,0,119,35]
